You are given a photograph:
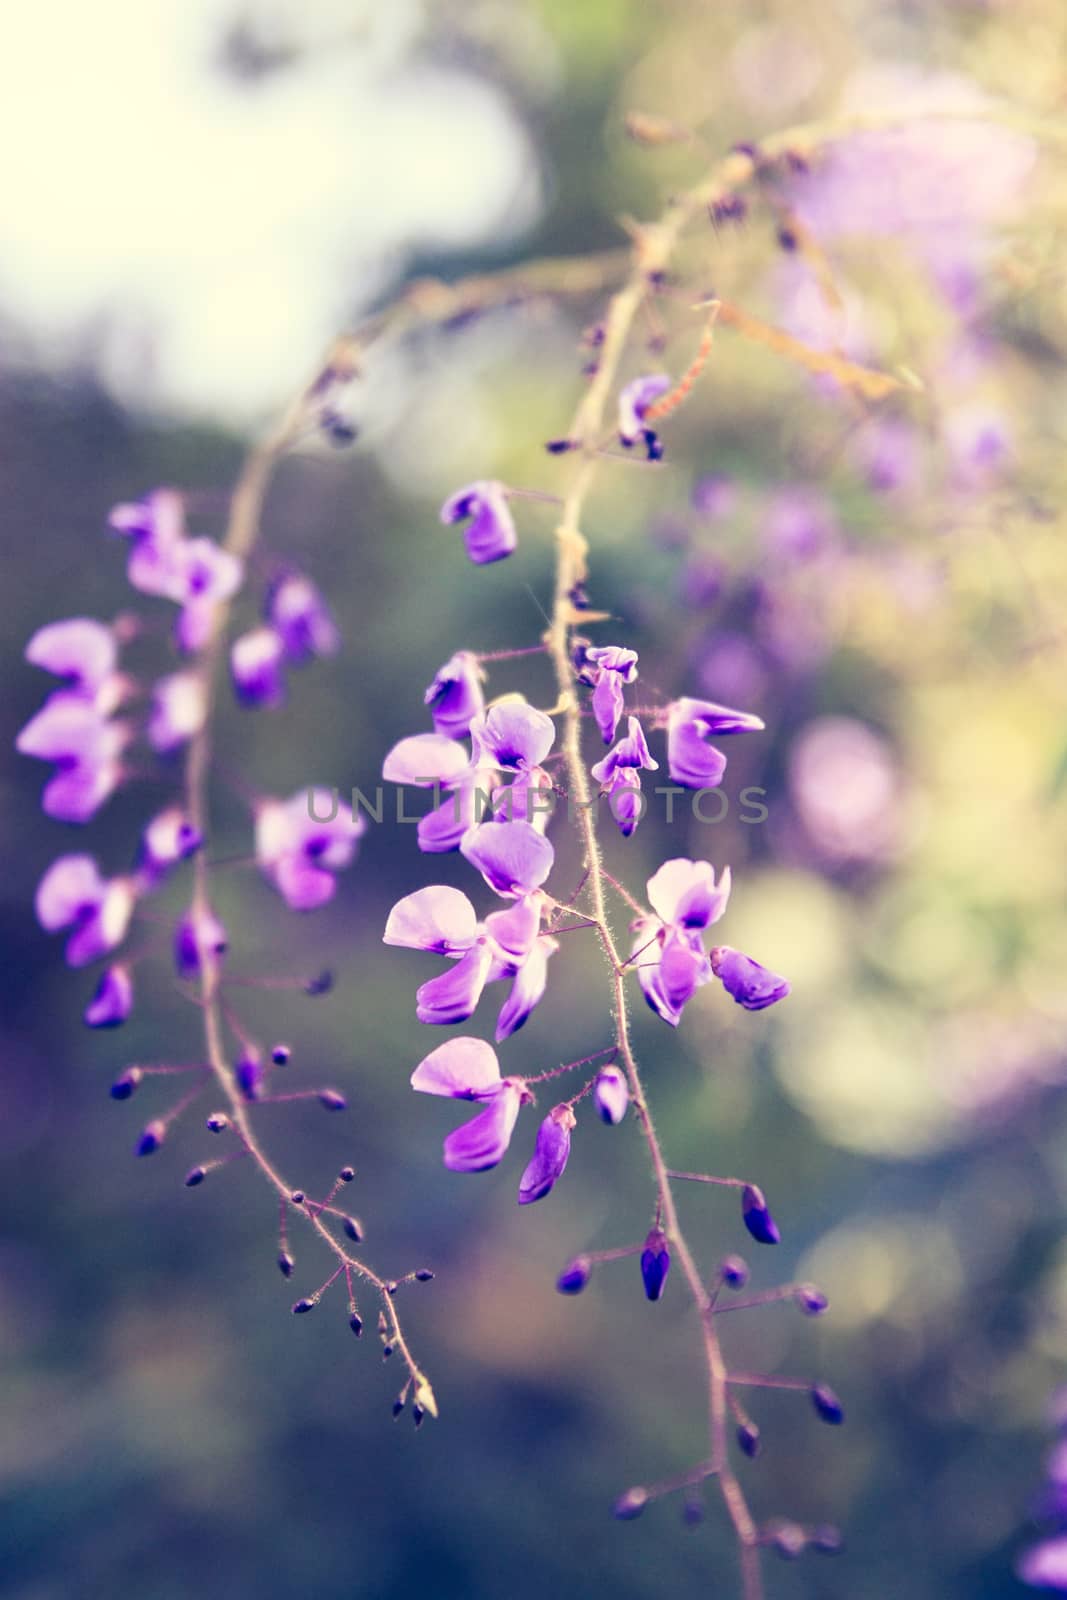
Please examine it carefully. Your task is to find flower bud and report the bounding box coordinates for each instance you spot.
[271,1044,292,1065]
[184,1166,207,1187]
[136,1119,165,1156]
[741,1183,780,1245]
[349,1313,364,1338]
[110,1066,143,1101]
[613,1487,648,1521]
[206,1112,229,1132]
[292,1297,316,1314]
[339,1166,355,1182]
[812,1525,843,1554]
[640,1229,671,1302]
[278,1252,295,1278]
[795,1283,829,1316]
[810,1382,845,1425]
[319,1089,347,1111]
[343,1216,364,1243]
[719,1254,749,1289]
[770,1520,807,1560]
[593,1065,629,1126]
[85,964,134,1029]
[737,1421,761,1458]
[236,1051,264,1102]
[557,1256,592,1295]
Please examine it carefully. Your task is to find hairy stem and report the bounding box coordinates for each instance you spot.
[182,354,433,1410]
[543,226,763,1600]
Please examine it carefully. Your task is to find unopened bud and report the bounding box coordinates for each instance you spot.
[415,1268,435,1283]
[795,1283,829,1316]
[720,1254,749,1289]
[741,1184,780,1246]
[305,970,333,996]
[206,1112,229,1132]
[110,1067,143,1100]
[292,1297,316,1314]
[136,1119,165,1157]
[640,1230,671,1302]
[613,1487,648,1521]
[737,1421,761,1459]
[343,1216,363,1243]
[319,1089,346,1111]
[278,1252,295,1278]
[349,1313,364,1338]
[184,1166,207,1187]
[810,1382,845,1425]
[271,1043,291,1065]
[339,1166,355,1183]
[557,1256,592,1295]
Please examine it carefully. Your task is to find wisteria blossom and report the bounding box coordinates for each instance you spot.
[617,374,670,450]
[518,1105,575,1204]
[17,697,129,822]
[411,1037,529,1172]
[148,671,208,753]
[425,651,485,739]
[439,481,518,565]
[35,855,136,969]
[83,963,134,1029]
[584,645,639,743]
[592,715,658,837]
[25,618,122,705]
[666,696,765,789]
[254,790,365,911]
[266,571,340,664]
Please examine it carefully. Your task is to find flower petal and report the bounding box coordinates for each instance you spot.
[415,943,494,1025]
[444,1082,522,1171]
[411,1036,501,1098]
[384,886,478,954]
[646,858,731,930]
[460,821,554,898]
[382,733,472,788]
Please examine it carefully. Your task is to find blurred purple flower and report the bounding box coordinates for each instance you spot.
[266,570,340,663]
[255,790,365,911]
[710,946,791,1011]
[440,481,517,565]
[231,626,287,708]
[84,963,134,1028]
[618,375,670,445]
[35,855,135,968]
[411,1037,526,1172]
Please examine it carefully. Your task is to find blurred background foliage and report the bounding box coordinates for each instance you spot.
[4,1,1067,1596]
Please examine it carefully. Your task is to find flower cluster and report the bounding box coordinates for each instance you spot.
[19,465,433,1423]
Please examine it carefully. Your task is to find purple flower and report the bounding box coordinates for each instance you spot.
[640,1228,671,1301]
[171,540,244,653]
[470,700,555,771]
[440,481,517,565]
[266,571,340,663]
[25,619,120,702]
[618,375,670,445]
[410,1037,526,1172]
[385,887,554,1037]
[108,490,186,596]
[691,474,737,519]
[666,696,764,790]
[425,651,485,739]
[647,857,732,931]
[174,903,227,980]
[594,1065,629,1125]
[254,790,365,911]
[83,963,134,1028]
[710,946,790,1011]
[1019,1538,1067,1591]
[592,716,658,838]
[518,1104,576,1204]
[35,855,135,968]
[138,807,202,885]
[16,697,129,822]
[631,859,731,1027]
[148,672,207,753]
[460,821,554,898]
[231,627,287,708]
[585,645,639,743]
